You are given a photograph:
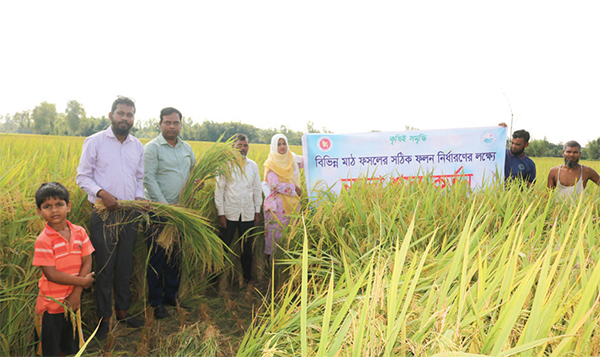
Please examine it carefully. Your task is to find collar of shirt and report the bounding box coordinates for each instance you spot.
[43,220,76,239]
[508,149,527,159]
[106,126,135,144]
[156,133,181,147]
[234,157,251,174]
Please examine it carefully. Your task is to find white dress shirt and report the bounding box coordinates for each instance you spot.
[214,157,262,222]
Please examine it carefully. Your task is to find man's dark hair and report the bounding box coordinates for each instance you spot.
[159,107,183,124]
[512,129,530,143]
[111,96,136,114]
[563,140,581,151]
[233,133,249,143]
[35,182,70,209]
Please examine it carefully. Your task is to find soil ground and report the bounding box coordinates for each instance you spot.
[81,272,271,357]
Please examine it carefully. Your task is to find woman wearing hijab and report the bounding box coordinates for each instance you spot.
[263,134,303,259]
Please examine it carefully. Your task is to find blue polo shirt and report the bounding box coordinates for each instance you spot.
[504,149,536,184]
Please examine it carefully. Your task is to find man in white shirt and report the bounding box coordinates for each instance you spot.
[214,134,262,283]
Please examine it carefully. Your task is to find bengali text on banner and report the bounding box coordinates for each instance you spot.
[301,126,507,196]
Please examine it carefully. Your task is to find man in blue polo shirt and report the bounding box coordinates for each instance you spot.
[500,123,536,186]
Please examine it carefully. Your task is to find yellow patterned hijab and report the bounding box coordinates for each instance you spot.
[263,134,300,214]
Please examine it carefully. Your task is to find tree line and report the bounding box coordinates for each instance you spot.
[2,100,600,159]
[525,137,600,160]
[1,101,111,138]
[0,100,330,145]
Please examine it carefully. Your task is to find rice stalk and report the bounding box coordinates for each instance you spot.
[178,136,239,208]
[95,201,227,272]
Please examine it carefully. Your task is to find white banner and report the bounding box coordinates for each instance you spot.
[302,126,507,196]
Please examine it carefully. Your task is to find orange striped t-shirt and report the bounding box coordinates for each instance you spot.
[32,220,94,314]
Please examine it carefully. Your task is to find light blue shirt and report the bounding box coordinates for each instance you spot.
[143,134,196,204]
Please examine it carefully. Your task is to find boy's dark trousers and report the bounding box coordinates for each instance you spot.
[145,214,181,307]
[36,311,79,356]
[219,217,255,281]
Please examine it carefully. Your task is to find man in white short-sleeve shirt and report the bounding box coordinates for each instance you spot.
[214,134,262,283]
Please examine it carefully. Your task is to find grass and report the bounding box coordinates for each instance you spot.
[3,132,600,356]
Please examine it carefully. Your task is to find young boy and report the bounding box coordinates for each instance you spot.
[33,182,95,356]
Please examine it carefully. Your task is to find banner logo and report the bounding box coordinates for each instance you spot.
[318,137,332,152]
[481,132,497,145]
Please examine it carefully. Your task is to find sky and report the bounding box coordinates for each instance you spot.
[1,1,599,145]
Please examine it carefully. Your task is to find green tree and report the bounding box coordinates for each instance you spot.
[278,125,301,145]
[259,127,278,144]
[195,120,226,142]
[584,138,600,160]
[0,114,16,132]
[52,113,68,136]
[91,116,110,136]
[548,142,563,157]
[14,110,32,133]
[65,100,86,136]
[526,138,550,157]
[32,102,57,135]
[132,117,159,139]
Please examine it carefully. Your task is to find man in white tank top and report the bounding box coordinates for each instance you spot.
[547,140,600,198]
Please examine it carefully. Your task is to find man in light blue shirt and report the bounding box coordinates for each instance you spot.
[143,107,195,319]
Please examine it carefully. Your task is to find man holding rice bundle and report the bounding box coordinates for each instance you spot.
[76,96,145,340]
[143,107,196,319]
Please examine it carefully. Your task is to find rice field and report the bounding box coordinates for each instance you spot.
[2,133,600,356]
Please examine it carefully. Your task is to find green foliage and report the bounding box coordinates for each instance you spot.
[1,101,109,137]
[132,117,159,139]
[32,101,57,135]
[526,138,549,157]
[526,137,563,158]
[584,137,600,160]
[240,179,600,356]
[3,134,600,355]
[65,100,86,136]
[6,100,599,158]
[177,119,305,145]
[2,101,314,145]
[0,111,32,133]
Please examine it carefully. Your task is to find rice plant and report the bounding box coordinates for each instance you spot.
[3,132,600,356]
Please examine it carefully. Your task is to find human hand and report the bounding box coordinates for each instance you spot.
[135,198,151,211]
[98,190,120,210]
[65,292,81,312]
[82,272,95,289]
[194,178,205,190]
[254,213,261,226]
[498,122,508,128]
[218,215,227,229]
[295,185,302,196]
